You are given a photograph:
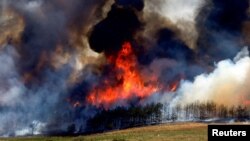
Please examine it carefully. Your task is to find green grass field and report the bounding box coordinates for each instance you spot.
[0,123,207,141]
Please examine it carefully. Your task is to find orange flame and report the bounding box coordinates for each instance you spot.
[240,95,250,106]
[87,42,159,108]
[169,82,178,92]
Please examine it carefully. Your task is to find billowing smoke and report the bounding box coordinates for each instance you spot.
[173,47,250,107]
[0,45,21,106]
[0,0,250,137]
[196,0,249,63]
[0,0,107,136]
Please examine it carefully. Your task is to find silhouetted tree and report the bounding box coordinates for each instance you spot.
[218,105,228,118]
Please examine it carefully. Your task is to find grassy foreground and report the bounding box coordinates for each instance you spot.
[0,123,207,141]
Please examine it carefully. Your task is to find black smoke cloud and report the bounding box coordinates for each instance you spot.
[138,29,195,65]
[196,0,249,63]
[89,0,143,56]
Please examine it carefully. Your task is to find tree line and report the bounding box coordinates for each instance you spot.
[85,101,250,133]
[86,103,162,133]
[163,101,250,122]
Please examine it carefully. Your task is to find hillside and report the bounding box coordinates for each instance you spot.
[1,123,207,141]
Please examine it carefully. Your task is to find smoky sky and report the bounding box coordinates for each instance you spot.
[196,0,249,63]
[0,0,250,136]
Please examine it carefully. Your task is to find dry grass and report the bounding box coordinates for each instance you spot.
[0,122,208,141]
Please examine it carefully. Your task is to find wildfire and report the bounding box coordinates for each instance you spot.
[169,82,179,92]
[241,95,250,106]
[87,42,159,108]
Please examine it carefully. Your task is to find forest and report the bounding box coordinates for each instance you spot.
[85,102,250,133]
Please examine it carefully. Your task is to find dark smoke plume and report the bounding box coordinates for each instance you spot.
[196,0,249,63]
[89,0,143,56]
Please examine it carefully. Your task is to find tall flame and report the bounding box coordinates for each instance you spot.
[87,42,159,108]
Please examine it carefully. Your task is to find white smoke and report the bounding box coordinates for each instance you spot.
[0,45,24,106]
[144,0,205,49]
[172,47,250,106]
[15,121,46,136]
[146,0,204,23]
[0,45,72,137]
[0,45,26,136]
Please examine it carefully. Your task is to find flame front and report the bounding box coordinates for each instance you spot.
[87,42,159,108]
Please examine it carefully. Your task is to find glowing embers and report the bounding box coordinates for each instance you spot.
[87,42,159,108]
[241,95,250,106]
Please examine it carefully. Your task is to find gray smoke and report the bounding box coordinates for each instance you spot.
[0,0,107,136]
